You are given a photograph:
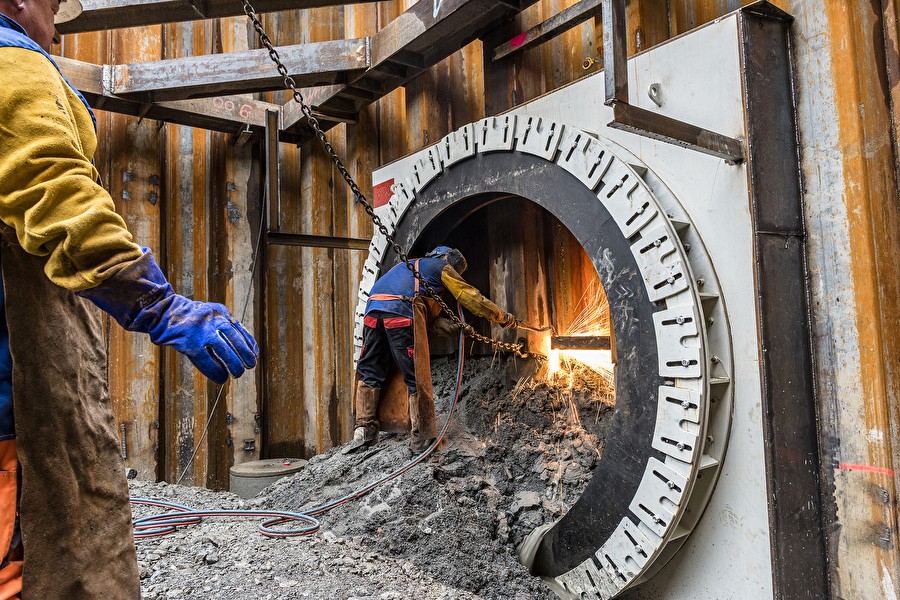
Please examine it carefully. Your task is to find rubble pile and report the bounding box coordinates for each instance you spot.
[134,355,614,599]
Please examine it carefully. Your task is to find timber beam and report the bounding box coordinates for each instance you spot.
[56,56,302,143]
[114,38,369,102]
[57,0,374,35]
[283,0,539,138]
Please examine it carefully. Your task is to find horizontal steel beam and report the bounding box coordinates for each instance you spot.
[113,38,369,102]
[266,232,370,250]
[493,0,601,61]
[550,335,611,350]
[57,0,375,34]
[56,56,300,142]
[607,99,745,162]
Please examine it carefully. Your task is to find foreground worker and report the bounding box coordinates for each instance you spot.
[0,1,258,598]
[354,246,527,453]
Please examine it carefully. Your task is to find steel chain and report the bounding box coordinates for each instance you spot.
[242,0,536,359]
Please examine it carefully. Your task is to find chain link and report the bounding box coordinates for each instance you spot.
[242,0,539,360]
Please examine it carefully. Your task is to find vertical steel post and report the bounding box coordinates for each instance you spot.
[602,0,628,105]
[739,5,830,598]
[265,109,281,233]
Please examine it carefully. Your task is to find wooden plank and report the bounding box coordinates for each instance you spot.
[448,39,485,129]
[493,0,602,61]
[161,20,216,486]
[113,38,369,102]
[57,0,374,34]
[516,1,546,105]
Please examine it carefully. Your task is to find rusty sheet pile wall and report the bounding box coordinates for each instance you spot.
[53,5,900,598]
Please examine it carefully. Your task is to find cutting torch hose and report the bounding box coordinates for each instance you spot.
[130,312,468,540]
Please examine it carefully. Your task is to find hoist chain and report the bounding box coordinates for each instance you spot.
[242,0,537,360]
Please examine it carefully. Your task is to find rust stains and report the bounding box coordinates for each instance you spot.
[824,0,900,596]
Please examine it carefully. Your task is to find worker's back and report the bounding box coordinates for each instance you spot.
[365,257,446,318]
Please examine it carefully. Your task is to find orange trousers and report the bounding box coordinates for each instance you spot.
[0,440,20,600]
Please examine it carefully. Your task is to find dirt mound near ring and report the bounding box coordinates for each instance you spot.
[262,354,614,599]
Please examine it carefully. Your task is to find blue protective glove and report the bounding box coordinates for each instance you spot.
[78,249,258,384]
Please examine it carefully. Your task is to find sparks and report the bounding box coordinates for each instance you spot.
[545,279,614,383]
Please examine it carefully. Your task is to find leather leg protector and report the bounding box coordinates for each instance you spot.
[410,297,437,452]
[354,381,380,441]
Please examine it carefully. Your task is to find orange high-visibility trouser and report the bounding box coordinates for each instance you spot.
[0,440,21,600]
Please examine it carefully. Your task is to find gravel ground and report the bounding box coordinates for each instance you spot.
[132,355,614,600]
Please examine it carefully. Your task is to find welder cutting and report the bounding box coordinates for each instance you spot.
[352,246,533,454]
[0,1,258,597]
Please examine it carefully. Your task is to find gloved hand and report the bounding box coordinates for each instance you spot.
[78,249,258,384]
[498,311,521,330]
[429,317,458,337]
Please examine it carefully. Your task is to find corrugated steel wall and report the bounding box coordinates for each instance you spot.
[57,0,773,486]
[54,0,900,595]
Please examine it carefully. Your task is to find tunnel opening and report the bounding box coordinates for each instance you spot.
[376,147,670,580]
[412,193,616,385]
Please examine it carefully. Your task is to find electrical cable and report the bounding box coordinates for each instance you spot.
[131,308,468,539]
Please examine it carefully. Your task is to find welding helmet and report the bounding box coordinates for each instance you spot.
[54,0,83,25]
[427,246,467,274]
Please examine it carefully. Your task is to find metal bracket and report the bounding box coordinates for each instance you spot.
[602,0,744,163]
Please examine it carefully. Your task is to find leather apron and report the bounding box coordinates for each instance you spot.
[0,226,140,599]
[409,295,440,442]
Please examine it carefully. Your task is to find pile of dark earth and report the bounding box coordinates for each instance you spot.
[131,354,614,600]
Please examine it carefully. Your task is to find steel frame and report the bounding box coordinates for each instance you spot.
[55,0,537,142]
[602,0,745,162]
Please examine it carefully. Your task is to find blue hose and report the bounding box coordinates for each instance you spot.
[131,312,468,539]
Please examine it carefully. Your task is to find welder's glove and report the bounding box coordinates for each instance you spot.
[78,249,259,384]
[429,317,458,337]
[498,311,521,330]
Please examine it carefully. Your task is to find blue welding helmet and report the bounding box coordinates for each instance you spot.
[427,246,467,275]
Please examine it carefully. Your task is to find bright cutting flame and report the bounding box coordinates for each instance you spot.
[547,337,561,376]
[544,279,614,383]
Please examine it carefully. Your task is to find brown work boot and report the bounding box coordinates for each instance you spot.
[345,382,380,453]
[408,390,437,455]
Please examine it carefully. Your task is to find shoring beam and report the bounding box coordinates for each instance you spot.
[284,0,538,137]
[57,0,375,34]
[113,38,369,102]
[492,0,602,61]
[56,56,297,142]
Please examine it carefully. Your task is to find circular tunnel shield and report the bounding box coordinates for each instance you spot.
[355,117,729,599]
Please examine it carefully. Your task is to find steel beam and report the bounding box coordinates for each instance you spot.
[608,102,746,162]
[550,335,611,350]
[266,232,369,250]
[602,0,627,103]
[113,38,369,102]
[55,55,293,140]
[56,0,374,34]
[739,5,829,598]
[284,0,537,138]
[492,0,602,61]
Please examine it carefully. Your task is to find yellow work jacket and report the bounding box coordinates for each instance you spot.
[0,33,142,291]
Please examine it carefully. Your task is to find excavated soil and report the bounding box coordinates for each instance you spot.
[134,355,614,599]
